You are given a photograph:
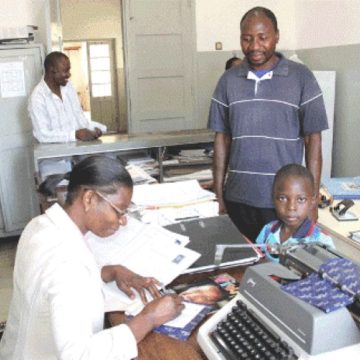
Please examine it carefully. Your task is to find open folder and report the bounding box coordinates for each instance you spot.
[165,215,261,273]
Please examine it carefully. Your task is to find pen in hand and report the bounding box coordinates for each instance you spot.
[159,287,169,296]
[174,215,200,221]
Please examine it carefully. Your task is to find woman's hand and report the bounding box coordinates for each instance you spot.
[127,294,184,342]
[101,265,161,303]
[140,294,184,327]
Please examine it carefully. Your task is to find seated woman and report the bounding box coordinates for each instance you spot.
[0,155,184,359]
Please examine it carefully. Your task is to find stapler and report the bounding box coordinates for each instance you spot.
[330,199,359,221]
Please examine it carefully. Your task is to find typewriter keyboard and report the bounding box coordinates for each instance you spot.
[210,299,297,360]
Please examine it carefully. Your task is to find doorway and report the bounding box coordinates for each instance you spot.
[64,39,120,132]
[50,0,197,134]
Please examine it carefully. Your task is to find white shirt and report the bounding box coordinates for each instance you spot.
[0,204,137,360]
[28,79,107,143]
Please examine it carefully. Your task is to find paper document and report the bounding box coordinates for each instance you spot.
[126,164,157,185]
[139,200,219,226]
[85,217,200,311]
[164,302,208,328]
[0,61,26,97]
[132,179,216,208]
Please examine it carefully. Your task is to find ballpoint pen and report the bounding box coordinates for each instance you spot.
[174,215,200,221]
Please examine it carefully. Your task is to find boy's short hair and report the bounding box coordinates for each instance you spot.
[273,164,315,194]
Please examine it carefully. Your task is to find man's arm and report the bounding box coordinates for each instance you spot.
[304,132,322,221]
[75,128,101,141]
[213,132,231,214]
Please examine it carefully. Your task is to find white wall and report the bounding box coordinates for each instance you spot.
[195,0,297,52]
[295,0,360,49]
[61,0,123,67]
[2,0,360,53]
[0,0,47,46]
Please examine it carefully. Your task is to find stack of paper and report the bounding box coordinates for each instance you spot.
[139,201,219,226]
[132,179,216,208]
[118,153,159,175]
[85,217,200,312]
[126,164,157,185]
[163,168,213,183]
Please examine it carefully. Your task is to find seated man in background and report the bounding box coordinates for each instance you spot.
[28,51,107,143]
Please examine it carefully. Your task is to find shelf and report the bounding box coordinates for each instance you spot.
[33,130,215,210]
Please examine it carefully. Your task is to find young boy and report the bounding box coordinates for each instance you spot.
[256,164,335,261]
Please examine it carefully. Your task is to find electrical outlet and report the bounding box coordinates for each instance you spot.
[215,42,223,50]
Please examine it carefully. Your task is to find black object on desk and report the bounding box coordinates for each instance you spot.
[330,199,358,221]
[165,215,260,273]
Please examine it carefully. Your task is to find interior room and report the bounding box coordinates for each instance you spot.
[0,0,360,358]
[1,0,359,175]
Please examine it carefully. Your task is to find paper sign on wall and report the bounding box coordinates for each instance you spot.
[0,61,26,98]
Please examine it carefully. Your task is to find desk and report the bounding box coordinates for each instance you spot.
[318,200,360,264]
[107,266,248,360]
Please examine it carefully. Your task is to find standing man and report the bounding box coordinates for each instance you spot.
[29,51,107,143]
[208,7,328,241]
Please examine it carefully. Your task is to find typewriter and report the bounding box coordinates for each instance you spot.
[197,244,360,359]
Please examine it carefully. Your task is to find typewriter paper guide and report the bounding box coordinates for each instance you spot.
[165,215,260,272]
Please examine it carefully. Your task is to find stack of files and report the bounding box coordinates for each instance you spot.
[125,164,157,185]
[321,177,360,199]
[139,200,219,226]
[118,153,159,177]
[85,216,200,312]
[176,148,212,164]
[131,179,216,208]
[163,168,213,183]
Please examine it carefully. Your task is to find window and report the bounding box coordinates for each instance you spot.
[89,43,112,97]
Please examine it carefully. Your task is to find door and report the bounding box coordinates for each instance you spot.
[0,45,43,233]
[87,40,120,132]
[124,0,196,134]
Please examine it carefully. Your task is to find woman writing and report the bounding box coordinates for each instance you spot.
[0,155,184,359]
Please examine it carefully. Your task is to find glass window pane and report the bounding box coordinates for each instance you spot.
[90,58,110,71]
[92,84,112,97]
[91,71,111,84]
[92,84,104,97]
[89,44,109,58]
[103,84,111,96]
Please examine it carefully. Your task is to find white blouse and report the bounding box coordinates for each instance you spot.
[0,204,137,360]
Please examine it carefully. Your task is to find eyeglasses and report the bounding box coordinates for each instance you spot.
[95,191,128,218]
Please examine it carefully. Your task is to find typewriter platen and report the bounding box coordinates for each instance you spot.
[197,245,360,359]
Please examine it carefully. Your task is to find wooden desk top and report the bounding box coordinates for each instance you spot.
[107,266,248,360]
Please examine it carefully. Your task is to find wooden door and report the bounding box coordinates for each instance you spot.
[87,40,120,132]
[123,0,196,134]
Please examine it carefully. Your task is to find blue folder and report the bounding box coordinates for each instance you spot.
[321,177,360,199]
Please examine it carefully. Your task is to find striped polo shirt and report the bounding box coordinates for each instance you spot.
[208,53,328,208]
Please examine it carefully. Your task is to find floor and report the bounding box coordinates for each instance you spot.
[0,236,18,323]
